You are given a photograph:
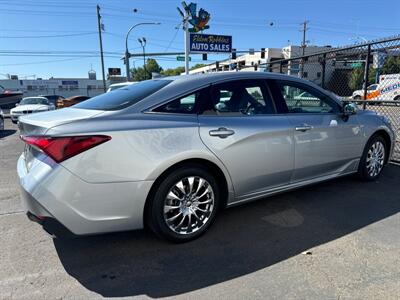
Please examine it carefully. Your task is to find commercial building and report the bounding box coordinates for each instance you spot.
[0,77,105,99]
[189,45,334,85]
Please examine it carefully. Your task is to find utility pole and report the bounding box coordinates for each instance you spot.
[177,5,190,75]
[97,5,106,92]
[299,20,308,78]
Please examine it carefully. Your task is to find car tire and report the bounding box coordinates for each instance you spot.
[147,165,220,242]
[358,135,387,181]
[353,95,362,100]
[394,95,400,106]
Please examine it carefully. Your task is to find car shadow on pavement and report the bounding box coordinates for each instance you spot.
[0,129,16,139]
[54,165,400,298]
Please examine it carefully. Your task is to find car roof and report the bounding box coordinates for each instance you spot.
[64,95,88,100]
[109,82,136,87]
[129,71,339,112]
[22,96,48,100]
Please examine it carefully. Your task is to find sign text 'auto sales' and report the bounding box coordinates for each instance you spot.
[189,33,232,53]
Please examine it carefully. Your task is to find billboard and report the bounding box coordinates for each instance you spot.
[189,33,232,53]
[108,68,121,76]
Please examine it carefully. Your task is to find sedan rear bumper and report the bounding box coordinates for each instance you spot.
[27,211,75,238]
[17,154,154,236]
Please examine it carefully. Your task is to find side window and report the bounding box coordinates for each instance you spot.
[202,80,274,115]
[153,91,198,114]
[277,81,338,114]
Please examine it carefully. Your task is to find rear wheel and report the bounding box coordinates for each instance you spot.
[358,135,387,181]
[394,95,400,106]
[147,165,220,242]
[353,95,362,100]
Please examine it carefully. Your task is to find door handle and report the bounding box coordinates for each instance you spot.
[295,124,313,132]
[209,127,235,138]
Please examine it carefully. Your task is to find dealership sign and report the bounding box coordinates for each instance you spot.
[189,33,232,53]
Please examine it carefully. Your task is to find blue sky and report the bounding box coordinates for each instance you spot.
[0,0,399,79]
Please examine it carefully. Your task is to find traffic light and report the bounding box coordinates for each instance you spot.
[261,48,265,59]
[231,48,236,60]
[202,53,207,61]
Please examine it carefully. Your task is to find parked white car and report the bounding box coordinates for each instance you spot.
[352,74,400,101]
[10,97,55,124]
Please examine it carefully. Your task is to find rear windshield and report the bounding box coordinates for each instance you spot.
[74,80,172,111]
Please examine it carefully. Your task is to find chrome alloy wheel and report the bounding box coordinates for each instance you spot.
[163,176,215,235]
[366,141,385,177]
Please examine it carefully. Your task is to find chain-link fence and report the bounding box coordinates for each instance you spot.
[261,36,400,162]
[356,100,400,162]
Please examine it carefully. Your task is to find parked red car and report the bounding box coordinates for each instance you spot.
[57,95,90,109]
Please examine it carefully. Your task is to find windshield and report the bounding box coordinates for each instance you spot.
[75,80,172,111]
[20,98,49,105]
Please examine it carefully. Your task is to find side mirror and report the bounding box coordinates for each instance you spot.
[343,103,357,116]
[15,103,19,107]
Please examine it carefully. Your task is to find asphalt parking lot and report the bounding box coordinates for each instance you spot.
[1,118,399,299]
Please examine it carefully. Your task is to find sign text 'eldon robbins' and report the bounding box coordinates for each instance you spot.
[189,33,232,53]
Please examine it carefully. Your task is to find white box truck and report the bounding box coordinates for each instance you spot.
[352,74,400,101]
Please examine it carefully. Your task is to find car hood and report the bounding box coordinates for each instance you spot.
[18,107,105,135]
[11,104,50,112]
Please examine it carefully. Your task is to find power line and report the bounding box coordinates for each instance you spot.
[0,32,97,39]
[163,25,181,53]
[0,57,89,66]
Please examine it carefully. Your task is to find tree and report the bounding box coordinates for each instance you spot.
[348,55,400,90]
[190,63,206,70]
[381,56,400,74]
[349,67,364,91]
[130,58,163,81]
[161,66,185,76]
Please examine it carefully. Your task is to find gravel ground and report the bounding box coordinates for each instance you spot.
[0,118,399,300]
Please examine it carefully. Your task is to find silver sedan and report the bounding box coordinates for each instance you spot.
[17,72,395,242]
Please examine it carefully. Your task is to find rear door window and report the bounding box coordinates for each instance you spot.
[74,80,172,111]
[153,88,209,114]
[202,80,275,115]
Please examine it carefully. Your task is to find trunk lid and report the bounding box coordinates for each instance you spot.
[18,108,106,172]
[18,107,105,135]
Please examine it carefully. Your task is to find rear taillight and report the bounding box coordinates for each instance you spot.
[20,135,111,163]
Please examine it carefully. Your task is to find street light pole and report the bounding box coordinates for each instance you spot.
[138,38,147,79]
[125,22,160,81]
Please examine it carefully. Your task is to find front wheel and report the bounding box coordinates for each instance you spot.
[358,135,387,181]
[147,165,220,242]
